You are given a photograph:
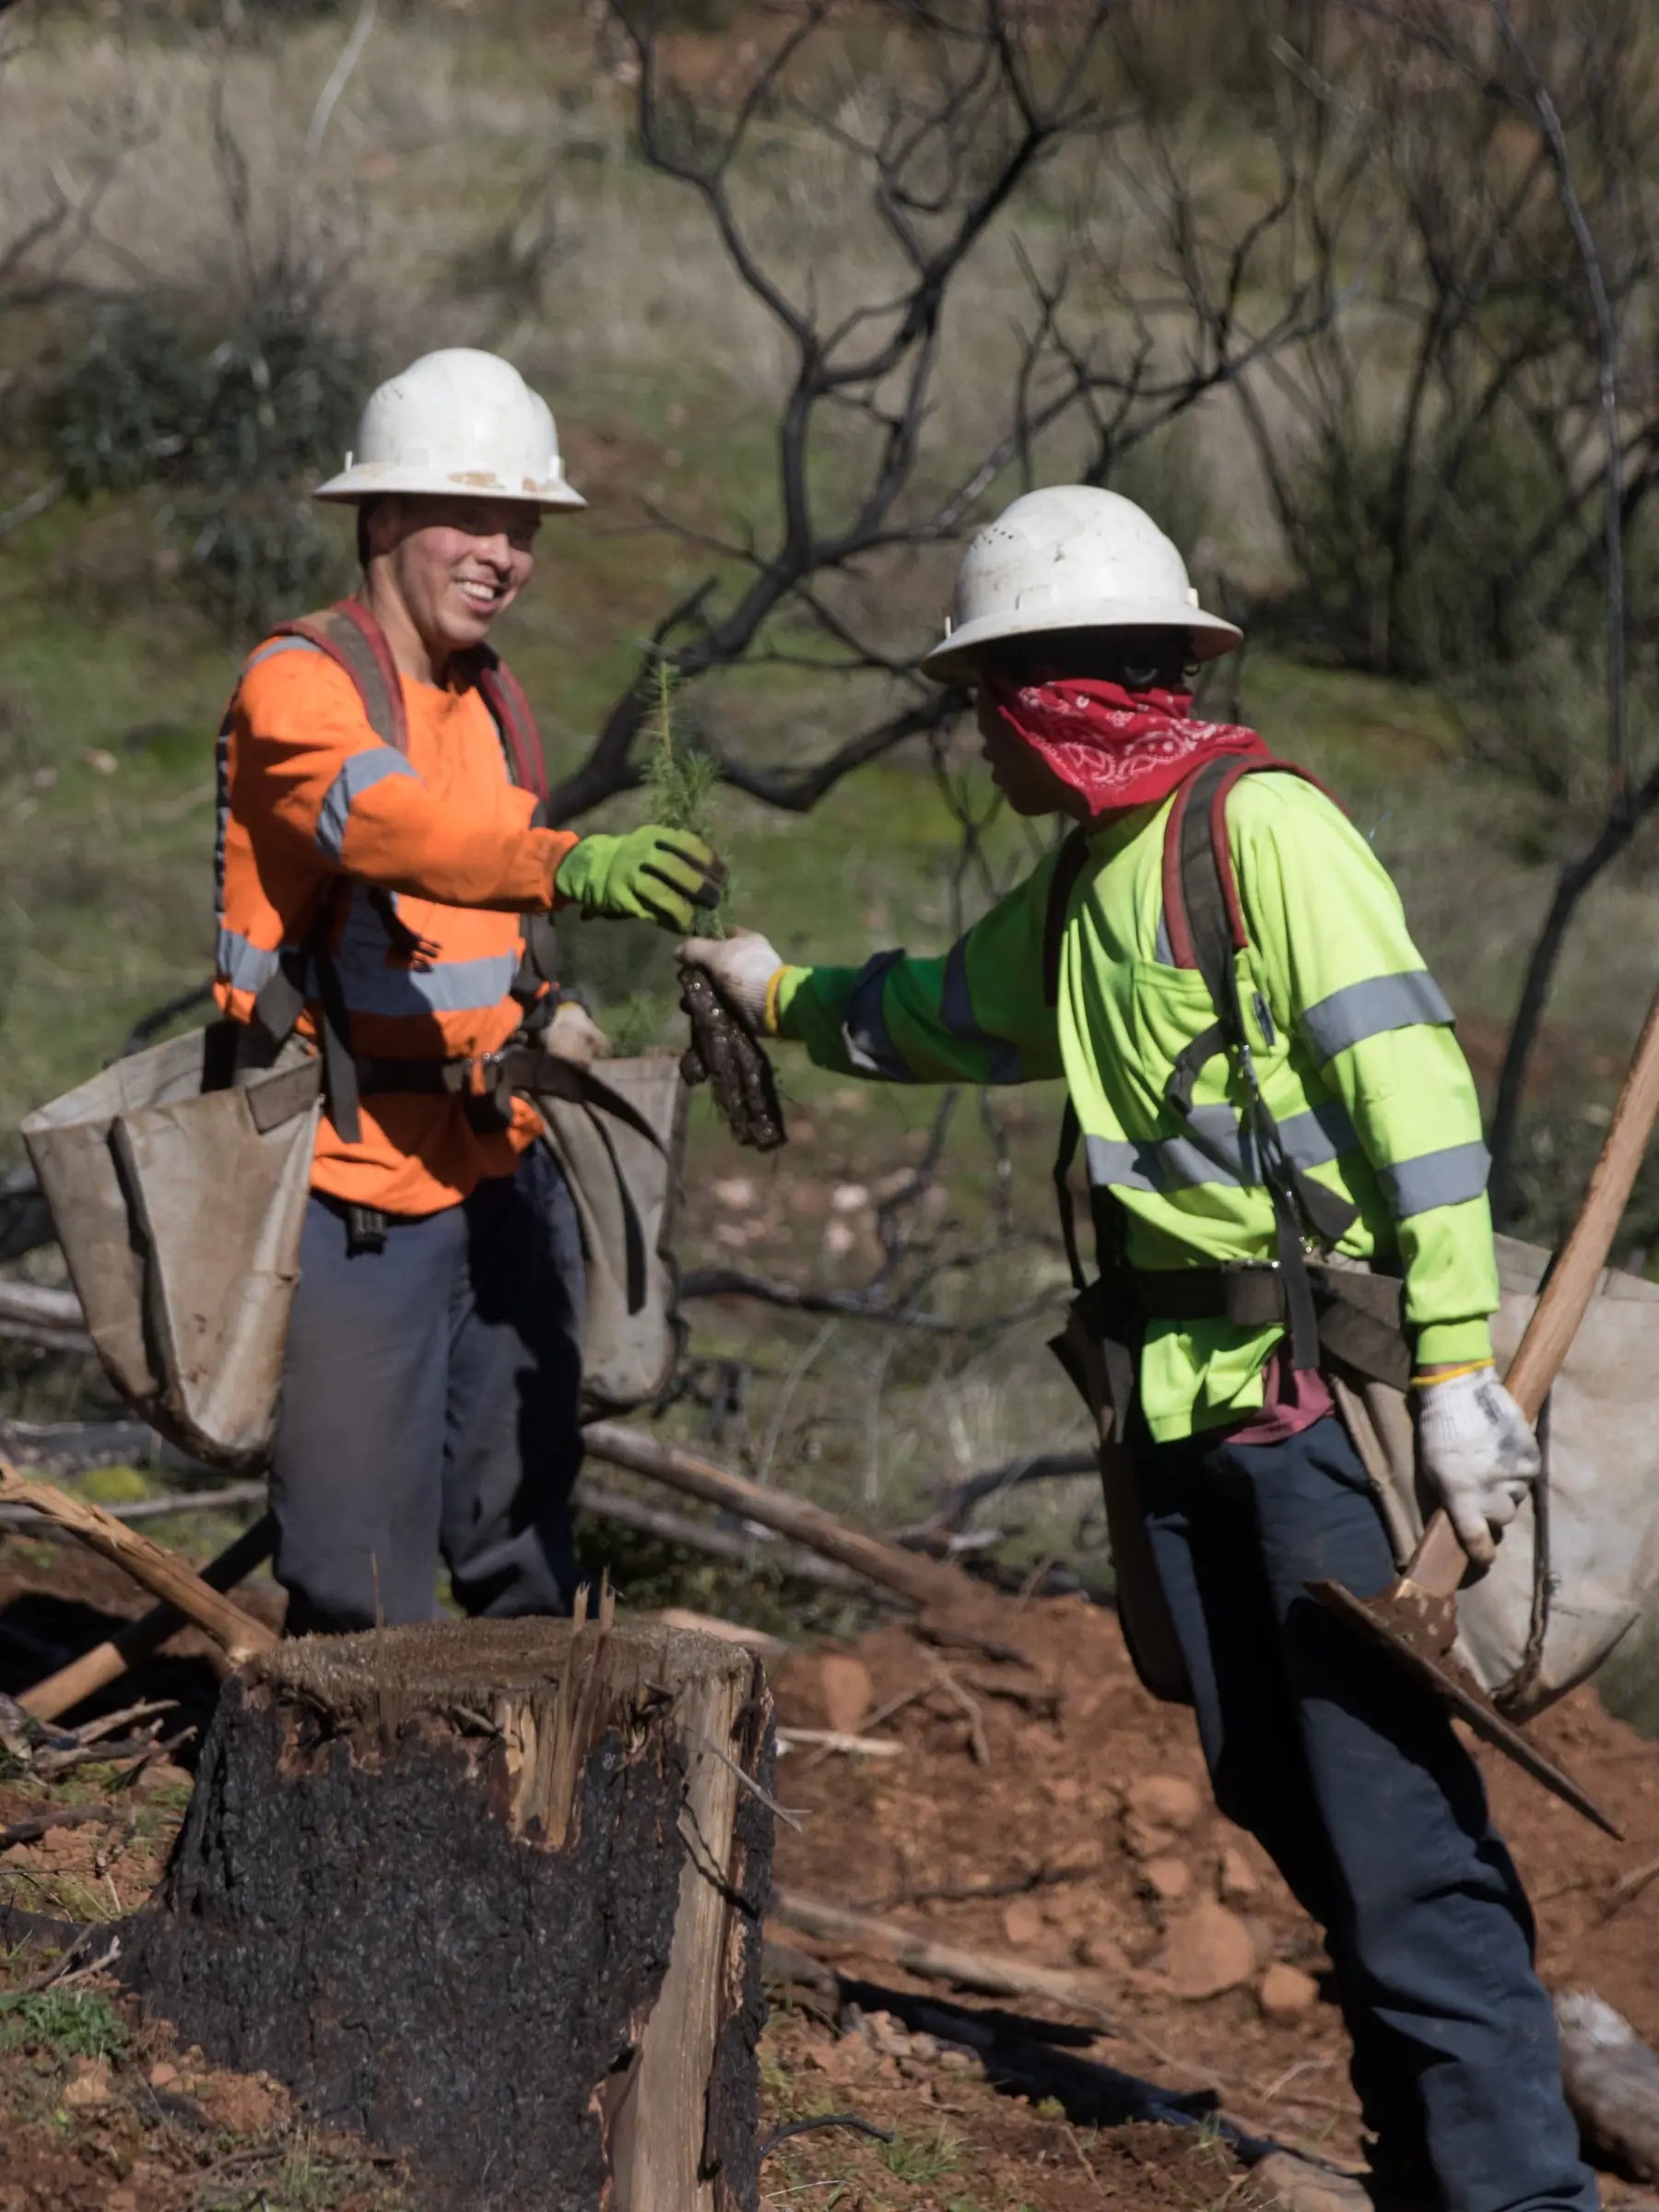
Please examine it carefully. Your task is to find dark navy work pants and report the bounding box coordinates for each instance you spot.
[271,1144,584,1635]
[1135,1413,1594,2212]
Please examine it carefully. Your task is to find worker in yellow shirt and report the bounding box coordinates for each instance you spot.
[680,487,1589,2212]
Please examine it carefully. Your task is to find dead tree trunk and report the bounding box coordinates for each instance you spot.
[123,1615,774,2212]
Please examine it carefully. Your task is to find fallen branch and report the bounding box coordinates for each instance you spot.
[583,1423,976,1612]
[775,1727,903,1759]
[0,1480,267,1534]
[572,1478,873,1595]
[924,1448,1100,1532]
[0,1806,112,1851]
[18,1513,276,1722]
[0,1462,274,1668]
[33,1725,194,1781]
[0,1418,164,1472]
[767,1885,1118,2026]
[1556,1989,1659,2183]
[678,1265,1064,1341]
[0,1279,91,1352]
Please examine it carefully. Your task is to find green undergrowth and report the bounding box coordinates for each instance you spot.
[0,1988,126,2064]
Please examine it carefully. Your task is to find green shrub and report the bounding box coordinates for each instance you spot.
[46,297,372,635]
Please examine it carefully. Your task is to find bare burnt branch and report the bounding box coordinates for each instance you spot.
[557,0,1345,825]
[703,686,964,814]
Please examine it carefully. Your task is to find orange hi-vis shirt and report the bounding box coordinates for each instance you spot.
[214,633,581,1218]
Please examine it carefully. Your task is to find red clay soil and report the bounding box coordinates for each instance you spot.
[769,1591,1659,2188]
[7,1535,1659,2210]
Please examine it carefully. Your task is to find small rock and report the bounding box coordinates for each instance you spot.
[1000,1896,1045,1947]
[1249,2151,1371,2212]
[105,2194,138,2212]
[817,1653,873,1735]
[196,2074,281,2133]
[62,2058,112,2110]
[1142,1854,1193,1903]
[1159,1901,1256,2000]
[135,1761,193,1795]
[712,1176,757,1210]
[1126,1774,1203,1833]
[147,2061,179,2089]
[1042,1775,1083,1806]
[937,2045,978,2075]
[1074,1930,1130,1974]
[907,2031,938,2062]
[1258,1963,1321,2020]
[830,1182,870,1214]
[1218,1845,1259,1901]
[1124,1812,1176,1860]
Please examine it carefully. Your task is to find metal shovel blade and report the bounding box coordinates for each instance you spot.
[1308,1574,1623,1841]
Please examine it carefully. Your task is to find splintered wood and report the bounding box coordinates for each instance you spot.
[122,1614,775,2212]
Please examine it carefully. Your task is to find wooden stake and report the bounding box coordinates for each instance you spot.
[0,1460,274,1666]
[19,1513,276,1722]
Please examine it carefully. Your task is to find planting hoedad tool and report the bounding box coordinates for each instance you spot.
[1311,982,1659,1841]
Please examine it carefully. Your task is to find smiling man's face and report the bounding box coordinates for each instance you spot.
[367,493,541,671]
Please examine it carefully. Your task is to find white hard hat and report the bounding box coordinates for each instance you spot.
[921,485,1238,683]
[314,347,585,511]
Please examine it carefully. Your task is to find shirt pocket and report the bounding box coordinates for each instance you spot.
[1127,959,1230,1110]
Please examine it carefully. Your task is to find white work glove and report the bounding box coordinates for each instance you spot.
[1415,1366,1539,1568]
[675,927,786,1036]
[546,998,610,1067]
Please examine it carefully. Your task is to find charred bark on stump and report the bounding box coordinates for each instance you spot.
[122,1617,773,2212]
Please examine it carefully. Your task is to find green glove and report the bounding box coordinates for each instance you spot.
[555,825,725,933]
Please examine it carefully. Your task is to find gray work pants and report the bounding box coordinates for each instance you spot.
[270,1144,584,1635]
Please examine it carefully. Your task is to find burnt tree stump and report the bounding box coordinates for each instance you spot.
[123,1615,774,2211]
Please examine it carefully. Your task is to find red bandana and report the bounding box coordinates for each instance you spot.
[984,674,1269,816]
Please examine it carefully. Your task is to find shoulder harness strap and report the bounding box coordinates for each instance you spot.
[248,599,416,1144]
[1159,758,1359,1369]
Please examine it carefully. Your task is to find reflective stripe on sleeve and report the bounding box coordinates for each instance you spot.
[1300,970,1454,1063]
[1377,1140,1489,1218]
[315,747,419,864]
[941,938,1022,1085]
[841,949,917,1081]
[215,927,285,995]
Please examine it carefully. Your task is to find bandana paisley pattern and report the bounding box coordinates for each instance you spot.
[984,674,1270,816]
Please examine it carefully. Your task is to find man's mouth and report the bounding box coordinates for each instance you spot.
[456,578,504,611]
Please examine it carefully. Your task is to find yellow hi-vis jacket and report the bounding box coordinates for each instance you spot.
[775,771,1497,1441]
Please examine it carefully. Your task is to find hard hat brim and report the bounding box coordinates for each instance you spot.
[920,597,1241,686]
[313,462,587,512]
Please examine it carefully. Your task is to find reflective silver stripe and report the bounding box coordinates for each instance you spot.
[1154,908,1174,966]
[333,891,519,1017]
[246,636,324,671]
[216,927,285,994]
[1301,970,1454,1063]
[315,747,418,863]
[1085,1100,1359,1195]
[1378,1141,1489,1218]
[940,939,1022,1085]
[841,949,916,1081]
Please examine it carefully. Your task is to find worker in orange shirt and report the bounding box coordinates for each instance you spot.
[215,348,721,1633]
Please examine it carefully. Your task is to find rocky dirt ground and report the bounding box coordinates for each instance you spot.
[4,1539,1659,2211]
